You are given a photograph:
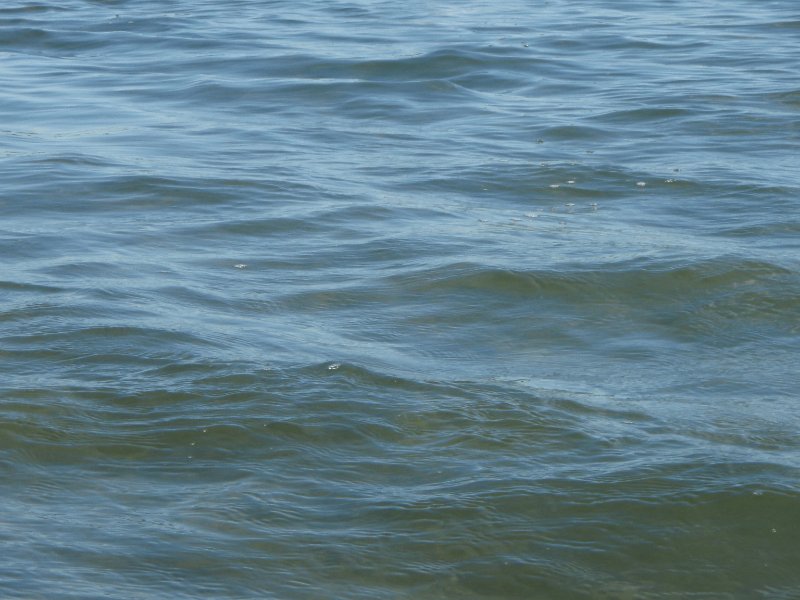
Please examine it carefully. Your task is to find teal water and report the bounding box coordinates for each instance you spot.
[1,1,799,598]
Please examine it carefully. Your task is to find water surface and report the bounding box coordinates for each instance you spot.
[1,1,799,598]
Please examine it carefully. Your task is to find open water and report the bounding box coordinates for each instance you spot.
[1,1,799,598]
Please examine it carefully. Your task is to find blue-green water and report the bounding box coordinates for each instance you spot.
[2,1,799,598]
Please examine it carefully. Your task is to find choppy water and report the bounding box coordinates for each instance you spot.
[2,1,799,598]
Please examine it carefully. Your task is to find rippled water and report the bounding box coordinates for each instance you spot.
[2,1,799,598]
